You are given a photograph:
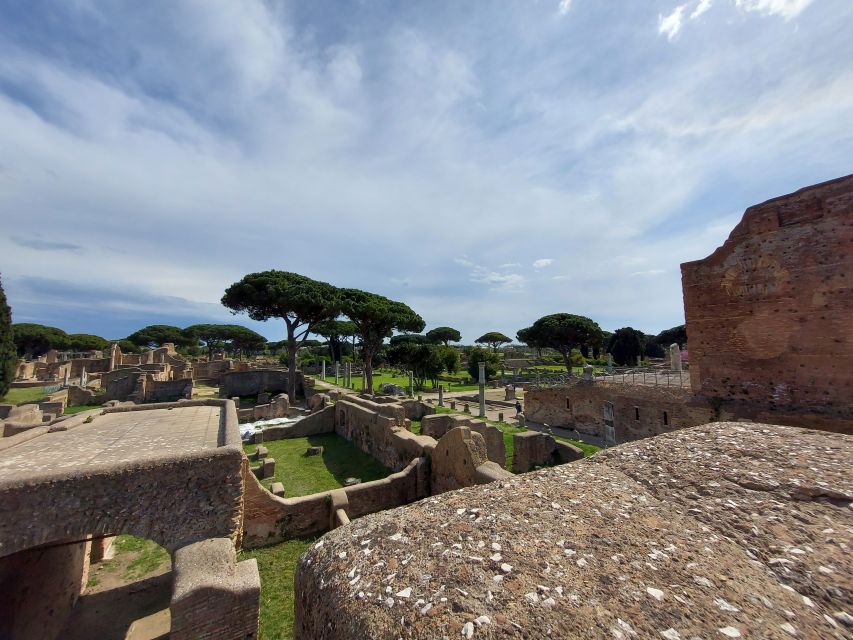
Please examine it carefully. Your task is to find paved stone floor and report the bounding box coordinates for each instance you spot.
[0,406,222,480]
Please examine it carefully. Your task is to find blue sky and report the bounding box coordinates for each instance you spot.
[1,0,851,342]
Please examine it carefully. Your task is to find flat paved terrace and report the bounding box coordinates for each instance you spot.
[0,405,224,480]
[0,400,245,557]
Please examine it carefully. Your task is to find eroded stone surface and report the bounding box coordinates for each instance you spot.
[294,422,851,639]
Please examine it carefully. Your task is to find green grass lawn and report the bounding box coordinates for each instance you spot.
[239,537,316,640]
[64,404,102,415]
[240,434,392,639]
[323,369,482,393]
[1,387,48,405]
[243,434,391,497]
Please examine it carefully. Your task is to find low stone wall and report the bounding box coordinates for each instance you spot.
[219,368,302,399]
[141,376,193,403]
[334,399,435,472]
[0,404,43,427]
[253,406,335,442]
[512,431,583,473]
[241,457,427,549]
[421,414,505,466]
[170,538,260,640]
[430,427,512,495]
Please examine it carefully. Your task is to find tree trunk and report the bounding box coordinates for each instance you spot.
[286,327,298,404]
[562,350,572,373]
[364,351,374,395]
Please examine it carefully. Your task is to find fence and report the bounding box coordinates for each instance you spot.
[529,366,690,390]
[42,383,64,394]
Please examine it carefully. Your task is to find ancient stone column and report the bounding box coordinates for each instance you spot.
[335,362,340,385]
[478,362,486,418]
[321,360,326,381]
[408,371,414,398]
[438,385,444,406]
[583,364,593,381]
[670,343,682,372]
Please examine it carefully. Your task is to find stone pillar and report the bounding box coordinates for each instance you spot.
[109,342,120,371]
[478,361,486,418]
[583,364,593,381]
[517,413,526,428]
[80,367,87,387]
[321,360,326,381]
[408,371,414,398]
[438,385,444,406]
[670,343,682,372]
[463,403,470,414]
[63,367,70,387]
[450,400,456,410]
[335,362,340,385]
[607,353,613,368]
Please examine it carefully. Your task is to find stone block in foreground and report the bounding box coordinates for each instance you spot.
[294,422,851,639]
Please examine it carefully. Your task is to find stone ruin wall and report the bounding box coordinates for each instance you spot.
[525,382,718,443]
[681,174,853,432]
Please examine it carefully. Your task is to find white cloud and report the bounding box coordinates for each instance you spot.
[533,258,554,269]
[499,262,522,269]
[659,4,687,40]
[691,0,713,19]
[557,0,573,16]
[470,266,526,292]
[735,0,813,20]
[630,269,667,277]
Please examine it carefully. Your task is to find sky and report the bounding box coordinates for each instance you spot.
[1,0,852,343]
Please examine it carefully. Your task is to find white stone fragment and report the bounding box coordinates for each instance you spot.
[693,576,713,588]
[461,621,474,638]
[385,597,394,608]
[314,540,324,549]
[660,629,680,640]
[396,587,412,598]
[780,623,797,635]
[577,558,588,568]
[420,603,432,615]
[833,611,853,626]
[474,615,491,626]
[647,587,665,601]
[500,563,513,573]
[490,553,502,562]
[491,542,502,551]
[714,597,740,613]
[525,592,539,603]
[389,532,403,541]
[542,597,556,608]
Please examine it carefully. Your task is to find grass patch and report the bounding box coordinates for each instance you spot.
[409,419,421,435]
[114,535,170,581]
[432,405,599,468]
[324,369,482,393]
[239,537,316,640]
[64,404,102,415]
[1,387,47,405]
[244,434,390,496]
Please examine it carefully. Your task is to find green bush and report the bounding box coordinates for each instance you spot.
[466,347,501,381]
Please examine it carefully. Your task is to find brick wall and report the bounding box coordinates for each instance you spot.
[525,382,718,443]
[681,175,853,430]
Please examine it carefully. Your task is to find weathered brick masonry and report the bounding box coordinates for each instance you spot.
[682,174,853,431]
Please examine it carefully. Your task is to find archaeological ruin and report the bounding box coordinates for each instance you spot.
[0,176,849,639]
[525,175,853,442]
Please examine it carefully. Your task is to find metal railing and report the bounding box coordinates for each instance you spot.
[528,366,690,390]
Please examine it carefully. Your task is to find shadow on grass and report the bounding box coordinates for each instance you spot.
[306,434,389,487]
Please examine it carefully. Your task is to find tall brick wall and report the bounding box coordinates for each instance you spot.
[681,175,853,430]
